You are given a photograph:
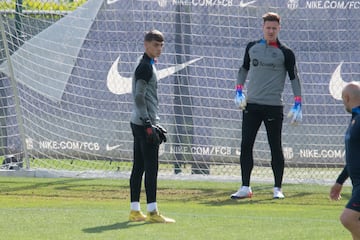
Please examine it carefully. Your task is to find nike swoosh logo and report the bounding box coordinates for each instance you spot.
[329,61,348,100]
[239,0,257,7]
[107,0,121,4]
[106,144,122,151]
[107,57,202,95]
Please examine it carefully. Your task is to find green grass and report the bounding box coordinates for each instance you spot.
[0,0,88,12]
[0,176,351,240]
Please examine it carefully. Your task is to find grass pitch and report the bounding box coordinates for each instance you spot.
[0,176,351,240]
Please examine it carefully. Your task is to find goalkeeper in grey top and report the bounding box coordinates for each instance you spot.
[128,30,175,223]
[231,12,302,200]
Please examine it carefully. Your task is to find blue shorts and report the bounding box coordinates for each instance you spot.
[346,186,360,212]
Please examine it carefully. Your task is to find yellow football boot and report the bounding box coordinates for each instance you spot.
[129,210,146,222]
[146,211,175,223]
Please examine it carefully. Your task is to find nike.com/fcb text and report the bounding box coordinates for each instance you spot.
[39,141,100,151]
[306,1,360,9]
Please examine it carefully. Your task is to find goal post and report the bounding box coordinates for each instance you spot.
[0,0,358,184]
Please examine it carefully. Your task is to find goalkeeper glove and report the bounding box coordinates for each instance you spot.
[142,118,160,145]
[154,124,167,144]
[234,84,247,110]
[287,96,302,125]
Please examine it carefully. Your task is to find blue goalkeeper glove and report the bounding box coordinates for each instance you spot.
[287,96,302,125]
[234,84,246,110]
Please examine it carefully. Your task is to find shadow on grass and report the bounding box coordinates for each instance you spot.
[0,177,129,198]
[82,221,145,233]
[197,186,319,206]
[0,178,92,193]
[189,185,274,206]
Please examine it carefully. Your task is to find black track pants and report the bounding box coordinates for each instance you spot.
[130,123,159,203]
[240,103,285,188]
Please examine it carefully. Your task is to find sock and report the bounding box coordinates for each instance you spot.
[130,202,140,211]
[147,202,158,212]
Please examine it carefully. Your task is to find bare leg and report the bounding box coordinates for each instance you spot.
[340,208,360,240]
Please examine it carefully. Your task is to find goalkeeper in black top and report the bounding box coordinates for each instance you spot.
[231,12,302,200]
[330,82,360,239]
[128,30,175,223]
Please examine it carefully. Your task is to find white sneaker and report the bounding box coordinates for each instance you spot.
[273,187,285,199]
[231,186,253,199]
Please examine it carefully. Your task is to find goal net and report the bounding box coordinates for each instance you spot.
[0,0,359,184]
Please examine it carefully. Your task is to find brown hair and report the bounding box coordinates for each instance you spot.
[144,29,164,42]
[262,12,280,24]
